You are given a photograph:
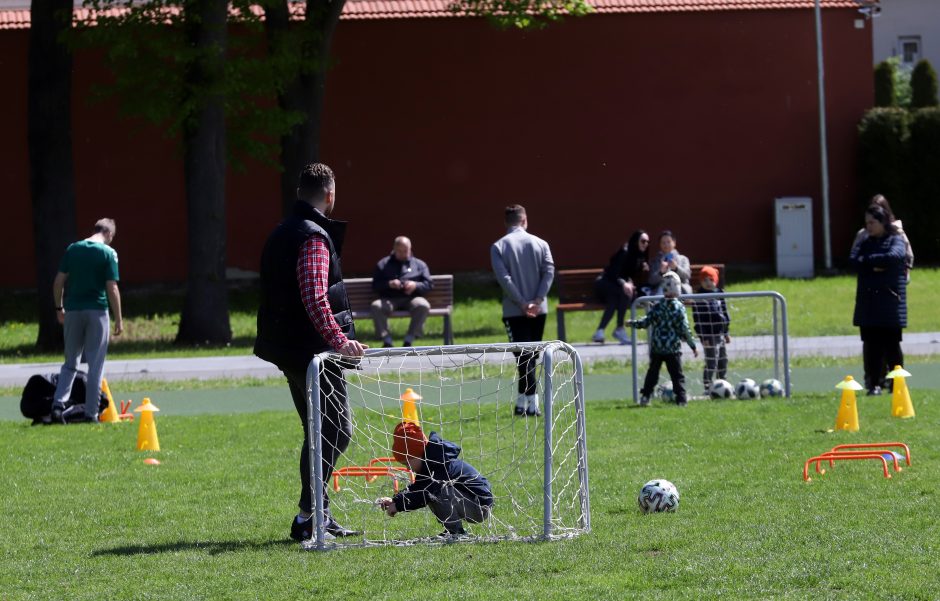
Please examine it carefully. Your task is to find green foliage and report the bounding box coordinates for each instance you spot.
[67,0,303,170]
[1,393,939,599]
[452,0,593,29]
[910,59,939,109]
[856,108,910,210]
[873,59,895,107]
[887,56,913,108]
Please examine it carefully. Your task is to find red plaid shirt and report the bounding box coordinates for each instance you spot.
[296,234,348,351]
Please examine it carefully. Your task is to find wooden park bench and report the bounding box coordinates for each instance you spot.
[344,275,455,345]
[554,264,725,342]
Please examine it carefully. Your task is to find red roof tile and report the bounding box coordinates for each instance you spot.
[0,0,871,29]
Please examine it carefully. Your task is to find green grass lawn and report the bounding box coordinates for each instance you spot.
[1,390,937,600]
[2,269,939,363]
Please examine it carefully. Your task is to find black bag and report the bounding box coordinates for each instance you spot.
[20,372,109,425]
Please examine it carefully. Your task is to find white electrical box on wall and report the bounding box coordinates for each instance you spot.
[775,197,814,278]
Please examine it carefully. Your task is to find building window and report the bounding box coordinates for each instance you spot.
[898,36,922,66]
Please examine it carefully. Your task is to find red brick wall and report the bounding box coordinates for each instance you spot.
[1,8,873,286]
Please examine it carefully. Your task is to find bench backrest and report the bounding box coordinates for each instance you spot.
[344,275,454,313]
[556,264,725,304]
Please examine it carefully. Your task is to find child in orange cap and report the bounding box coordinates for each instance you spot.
[377,421,493,537]
[691,265,731,395]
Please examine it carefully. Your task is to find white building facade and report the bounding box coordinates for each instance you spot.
[872,0,940,69]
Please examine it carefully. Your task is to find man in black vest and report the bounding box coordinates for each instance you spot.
[255,163,367,542]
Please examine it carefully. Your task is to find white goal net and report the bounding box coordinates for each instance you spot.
[302,342,590,550]
[630,291,791,402]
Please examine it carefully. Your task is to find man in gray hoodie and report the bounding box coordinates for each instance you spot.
[490,204,555,416]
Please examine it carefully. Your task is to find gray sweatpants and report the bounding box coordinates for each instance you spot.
[428,483,491,533]
[54,309,110,417]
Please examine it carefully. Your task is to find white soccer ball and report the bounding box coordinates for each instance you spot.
[760,378,784,398]
[657,381,675,402]
[709,379,734,399]
[638,479,680,514]
[735,378,759,399]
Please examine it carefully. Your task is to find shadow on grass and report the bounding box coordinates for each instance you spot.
[92,538,296,556]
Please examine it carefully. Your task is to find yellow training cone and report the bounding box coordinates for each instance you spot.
[834,376,863,432]
[886,366,915,419]
[134,397,161,451]
[400,388,422,427]
[99,378,121,423]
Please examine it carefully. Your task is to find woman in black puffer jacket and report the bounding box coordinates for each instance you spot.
[849,204,908,396]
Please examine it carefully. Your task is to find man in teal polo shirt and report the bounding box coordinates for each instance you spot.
[51,218,123,422]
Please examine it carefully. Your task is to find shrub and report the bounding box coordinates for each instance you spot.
[857,108,910,211]
[874,60,895,107]
[910,60,939,109]
[908,108,940,261]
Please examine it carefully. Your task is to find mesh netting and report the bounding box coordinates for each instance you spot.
[304,342,589,549]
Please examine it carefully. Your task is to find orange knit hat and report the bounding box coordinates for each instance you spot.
[699,265,720,285]
[392,421,427,464]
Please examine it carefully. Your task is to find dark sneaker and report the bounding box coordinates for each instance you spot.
[866,386,882,396]
[324,516,361,537]
[437,526,467,539]
[403,340,413,347]
[514,406,526,416]
[290,516,356,541]
[51,403,65,423]
[526,407,541,417]
[382,341,394,348]
[290,516,313,542]
[639,395,650,407]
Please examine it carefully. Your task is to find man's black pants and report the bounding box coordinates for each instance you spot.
[503,314,546,396]
[284,359,352,514]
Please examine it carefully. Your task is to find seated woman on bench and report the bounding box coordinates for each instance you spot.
[592,229,650,344]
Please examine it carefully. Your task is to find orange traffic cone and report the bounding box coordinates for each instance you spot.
[886,366,915,419]
[99,378,121,423]
[834,376,863,432]
[134,397,161,451]
[400,388,422,427]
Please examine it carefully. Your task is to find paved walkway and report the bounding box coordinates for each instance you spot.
[2,332,939,387]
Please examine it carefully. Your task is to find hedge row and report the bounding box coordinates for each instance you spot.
[858,107,940,262]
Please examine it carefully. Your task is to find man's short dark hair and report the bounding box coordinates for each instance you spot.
[505,204,526,226]
[298,163,335,201]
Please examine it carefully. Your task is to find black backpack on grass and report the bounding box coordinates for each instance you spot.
[20,372,108,425]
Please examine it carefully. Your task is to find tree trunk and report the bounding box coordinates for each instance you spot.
[28,0,76,352]
[266,0,346,217]
[175,0,232,345]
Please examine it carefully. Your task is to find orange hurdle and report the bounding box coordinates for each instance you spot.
[333,463,415,493]
[828,442,911,467]
[804,453,891,482]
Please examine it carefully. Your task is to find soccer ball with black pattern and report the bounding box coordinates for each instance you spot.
[637,479,680,514]
[760,378,783,398]
[657,381,675,403]
[735,378,759,399]
[709,379,734,399]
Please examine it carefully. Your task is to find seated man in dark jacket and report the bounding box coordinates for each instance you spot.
[377,421,494,537]
[371,236,433,347]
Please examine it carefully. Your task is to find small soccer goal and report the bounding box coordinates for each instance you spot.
[302,342,590,550]
[629,290,791,402]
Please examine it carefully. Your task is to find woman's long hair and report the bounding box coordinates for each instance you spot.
[624,229,649,268]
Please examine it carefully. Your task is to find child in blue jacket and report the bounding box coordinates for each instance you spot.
[377,421,494,537]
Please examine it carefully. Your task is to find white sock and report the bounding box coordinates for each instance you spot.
[527,393,539,411]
